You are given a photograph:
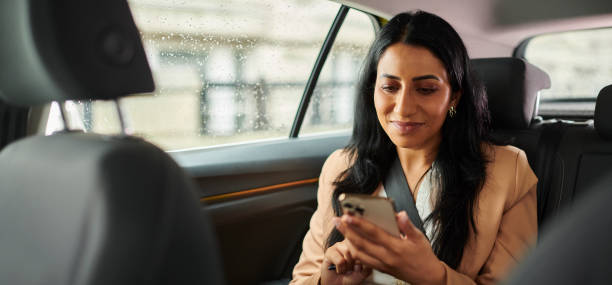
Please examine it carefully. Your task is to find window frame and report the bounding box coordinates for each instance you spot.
[290,5,381,138]
[513,26,612,119]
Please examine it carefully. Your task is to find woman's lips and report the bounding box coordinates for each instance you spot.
[391,121,424,134]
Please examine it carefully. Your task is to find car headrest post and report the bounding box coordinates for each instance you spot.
[58,102,69,132]
[114,98,129,136]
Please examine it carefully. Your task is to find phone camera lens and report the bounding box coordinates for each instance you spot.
[355,206,364,215]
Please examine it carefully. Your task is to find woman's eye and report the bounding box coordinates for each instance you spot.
[381,85,399,92]
[417,87,437,94]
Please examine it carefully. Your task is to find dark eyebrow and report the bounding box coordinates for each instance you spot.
[412,75,440,82]
[381,73,401,80]
[380,73,441,82]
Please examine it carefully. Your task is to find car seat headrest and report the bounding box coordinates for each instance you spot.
[0,0,154,106]
[472,57,551,130]
[595,85,612,140]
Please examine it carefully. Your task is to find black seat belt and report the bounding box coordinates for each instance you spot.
[383,157,427,235]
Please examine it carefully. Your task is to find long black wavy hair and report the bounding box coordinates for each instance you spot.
[326,10,492,269]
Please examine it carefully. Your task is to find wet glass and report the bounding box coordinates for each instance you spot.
[300,9,376,136]
[46,0,342,150]
[525,28,612,100]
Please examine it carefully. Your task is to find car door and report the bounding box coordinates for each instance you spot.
[39,1,380,284]
[167,5,378,284]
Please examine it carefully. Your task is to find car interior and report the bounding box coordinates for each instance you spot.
[1,0,611,284]
[0,0,224,284]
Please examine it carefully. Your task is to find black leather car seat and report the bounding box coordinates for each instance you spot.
[472,58,557,227]
[542,85,612,216]
[503,84,612,285]
[472,57,551,170]
[0,0,224,284]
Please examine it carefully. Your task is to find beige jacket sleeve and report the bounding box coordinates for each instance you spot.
[290,150,348,285]
[442,148,538,284]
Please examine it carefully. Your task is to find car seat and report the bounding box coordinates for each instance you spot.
[503,85,612,284]
[0,0,224,284]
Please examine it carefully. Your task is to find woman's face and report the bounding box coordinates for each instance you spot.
[374,43,460,150]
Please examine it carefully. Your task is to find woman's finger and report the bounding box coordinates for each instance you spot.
[395,211,415,232]
[396,211,421,239]
[324,245,348,274]
[336,241,354,267]
[340,220,389,262]
[345,240,389,273]
[341,214,395,245]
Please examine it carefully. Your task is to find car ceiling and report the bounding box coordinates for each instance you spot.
[338,0,612,58]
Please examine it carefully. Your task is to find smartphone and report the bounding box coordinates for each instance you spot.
[338,193,400,237]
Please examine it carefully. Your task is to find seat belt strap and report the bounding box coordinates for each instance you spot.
[383,157,427,235]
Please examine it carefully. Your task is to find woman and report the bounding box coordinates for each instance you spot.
[291,10,537,285]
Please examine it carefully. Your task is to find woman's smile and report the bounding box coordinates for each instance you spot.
[390,121,425,134]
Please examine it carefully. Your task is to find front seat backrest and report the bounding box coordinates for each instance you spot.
[503,169,612,285]
[0,0,224,284]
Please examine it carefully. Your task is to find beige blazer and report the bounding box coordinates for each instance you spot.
[291,145,538,284]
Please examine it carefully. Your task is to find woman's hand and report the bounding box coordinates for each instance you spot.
[320,240,372,285]
[334,211,446,285]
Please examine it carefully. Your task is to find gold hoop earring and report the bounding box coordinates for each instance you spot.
[448,106,456,118]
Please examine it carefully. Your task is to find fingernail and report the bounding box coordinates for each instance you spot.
[346,216,353,224]
[399,213,409,224]
[333,217,341,228]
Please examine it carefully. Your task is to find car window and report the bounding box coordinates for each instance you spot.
[522,28,612,117]
[300,9,376,136]
[45,0,345,150]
